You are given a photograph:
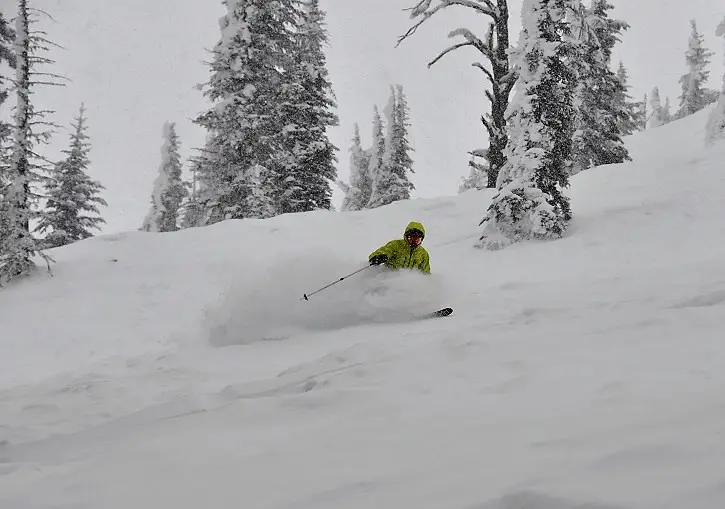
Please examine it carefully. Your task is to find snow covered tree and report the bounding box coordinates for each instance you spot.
[390,85,415,191]
[636,93,648,131]
[478,0,579,249]
[0,10,15,145]
[570,0,631,174]
[194,0,297,223]
[0,9,12,63]
[340,123,372,211]
[705,17,725,145]
[365,106,387,207]
[459,150,490,192]
[0,1,62,283]
[0,10,14,198]
[141,122,187,232]
[35,104,106,247]
[648,87,666,128]
[368,85,415,208]
[613,62,641,135]
[399,0,514,188]
[662,96,673,124]
[180,155,205,228]
[676,20,715,119]
[244,164,276,219]
[276,0,339,214]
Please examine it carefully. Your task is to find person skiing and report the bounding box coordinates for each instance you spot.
[368,221,430,274]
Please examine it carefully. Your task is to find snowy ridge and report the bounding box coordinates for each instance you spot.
[1,107,725,508]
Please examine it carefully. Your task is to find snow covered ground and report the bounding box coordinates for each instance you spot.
[2,108,725,508]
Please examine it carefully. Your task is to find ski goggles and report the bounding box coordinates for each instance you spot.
[405,229,424,244]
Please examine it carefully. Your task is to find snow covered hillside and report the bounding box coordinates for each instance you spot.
[2,108,725,508]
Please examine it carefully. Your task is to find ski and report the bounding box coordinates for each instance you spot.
[424,307,453,319]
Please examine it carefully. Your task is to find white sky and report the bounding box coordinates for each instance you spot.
[1,0,723,234]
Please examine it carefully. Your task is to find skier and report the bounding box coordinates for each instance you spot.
[368,221,430,274]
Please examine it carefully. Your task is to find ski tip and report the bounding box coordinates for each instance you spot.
[426,307,453,318]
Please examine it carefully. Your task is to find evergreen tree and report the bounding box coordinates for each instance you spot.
[0,1,62,283]
[648,87,666,128]
[368,85,415,208]
[570,0,631,174]
[399,0,514,188]
[340,123,372,211]
[0,10,15,145]
[677,20,715,119]
[244,164,276,219]
[705,17,725,145]
[276,0,338,214]
[0,10,14,200]
[390,85,415,192]
[193,0,296,223]
[366,106,386,207]
[662,96,672,123]
[636,93,648,131]
[478,0,579,249]
[180,155,206,228]
[141,122,187,232]
[613,62,640,135]
[35,104,106,247]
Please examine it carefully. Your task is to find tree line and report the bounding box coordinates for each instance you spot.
[1,0,724,284]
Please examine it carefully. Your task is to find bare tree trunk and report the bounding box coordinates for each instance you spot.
[398,0,515,187]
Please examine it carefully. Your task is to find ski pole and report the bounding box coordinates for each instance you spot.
[302,265,373,301]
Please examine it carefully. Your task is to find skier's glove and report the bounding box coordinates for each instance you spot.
[369,254,388,266]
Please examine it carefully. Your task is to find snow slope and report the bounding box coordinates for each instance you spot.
[1,107,725,508]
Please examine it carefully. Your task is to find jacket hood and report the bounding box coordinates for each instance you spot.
[404,221,425,238]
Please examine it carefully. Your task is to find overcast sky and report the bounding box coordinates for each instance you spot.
[1,0,723,233]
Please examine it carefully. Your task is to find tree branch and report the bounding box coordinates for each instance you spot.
[398,0,497,47]
[472,62,495,84]
[449,27,489,54]
[428,41,476,67]
[480,115,494,137]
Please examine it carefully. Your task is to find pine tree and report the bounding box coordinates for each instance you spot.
[194,0,296,223]
[141,122,187,232]
[662,96,672,124]
[399,0,514,188]
[677,20,715,119]
[35,104,106,247]
[188,137,220,225]
[390,85,415,193]
[180,155,205,228]
[0,10,14,199]
[613,62,640,135]
[0,10,15,145]
[366,106,386,207]
[276,0,338,214]
[570,0,631,174]
[0,1,62,283]
[478,0,579,249]
[648,87,666,128]
[244,164,276,219]
[636,92,648,131]
[340,123,372,211]
[368,85,415,208]
[705,17,725,145]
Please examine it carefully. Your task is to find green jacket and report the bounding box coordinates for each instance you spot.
[369,221,430,274]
